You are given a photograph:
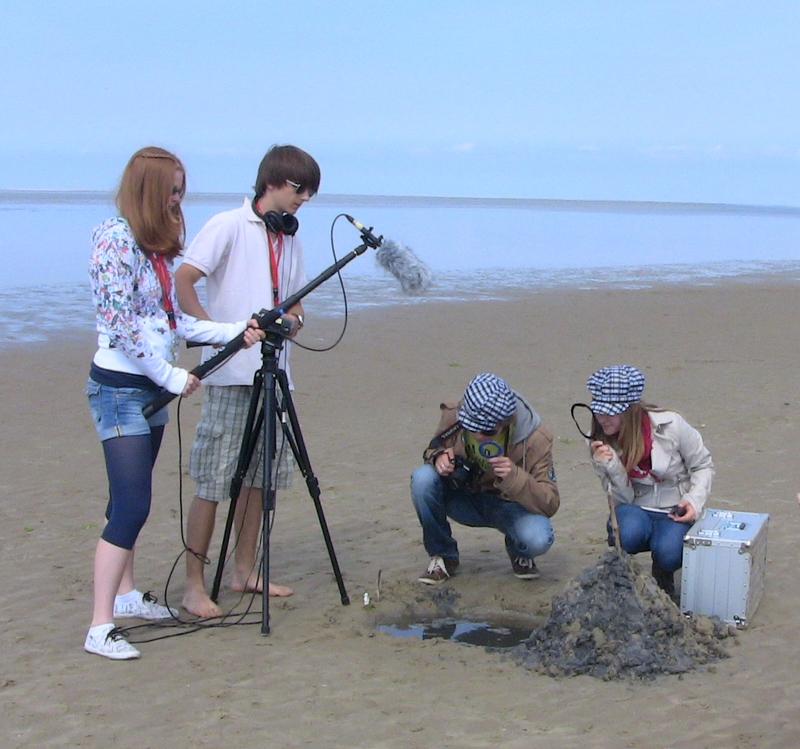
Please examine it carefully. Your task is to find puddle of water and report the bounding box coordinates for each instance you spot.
[377,617,532,649]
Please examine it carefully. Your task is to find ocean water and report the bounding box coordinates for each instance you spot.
[1,191,799,346]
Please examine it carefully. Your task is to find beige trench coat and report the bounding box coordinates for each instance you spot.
[592,410,714,514]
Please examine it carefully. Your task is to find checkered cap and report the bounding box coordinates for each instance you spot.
[586,365,646,416]
[458,373,517,433]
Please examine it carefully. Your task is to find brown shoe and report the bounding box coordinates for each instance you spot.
[510,556,540,580]
[418,556,459,585]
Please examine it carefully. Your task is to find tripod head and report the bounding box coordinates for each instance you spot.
[254,309,295,338]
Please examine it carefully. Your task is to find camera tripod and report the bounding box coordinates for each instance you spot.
[208,319,350,633]
[143,216,384,634]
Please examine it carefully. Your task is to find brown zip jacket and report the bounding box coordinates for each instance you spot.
[423,399,560,518]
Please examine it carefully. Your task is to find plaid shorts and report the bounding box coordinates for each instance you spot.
[190,385,295,502]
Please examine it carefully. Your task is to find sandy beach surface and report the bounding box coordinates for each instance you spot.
[2,280,799,748]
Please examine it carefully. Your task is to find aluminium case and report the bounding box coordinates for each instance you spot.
[680,508,769,628]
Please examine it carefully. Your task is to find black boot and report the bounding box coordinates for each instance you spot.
[651,563,676,601]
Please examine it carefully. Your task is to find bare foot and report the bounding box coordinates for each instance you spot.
[182,588,223,618]
[267,581,294,597]
[231,572,294,597]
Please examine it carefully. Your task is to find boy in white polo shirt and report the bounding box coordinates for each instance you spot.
[175,145,320,617]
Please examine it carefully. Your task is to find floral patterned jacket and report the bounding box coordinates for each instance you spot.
[90,217,244,394]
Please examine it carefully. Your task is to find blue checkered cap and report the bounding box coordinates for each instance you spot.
[586,365,646,416]
[458,373,517,433]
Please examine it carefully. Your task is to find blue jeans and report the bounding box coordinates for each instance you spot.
[410,464,555,562]
[608,504,690,572]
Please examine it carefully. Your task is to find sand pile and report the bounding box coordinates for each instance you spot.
[515,551,734,680]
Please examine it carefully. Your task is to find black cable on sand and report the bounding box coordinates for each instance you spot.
[513,551,734,680]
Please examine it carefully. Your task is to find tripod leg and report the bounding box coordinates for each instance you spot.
[210,371,265,603]
[260,363,281,634]
[277,370,350,606]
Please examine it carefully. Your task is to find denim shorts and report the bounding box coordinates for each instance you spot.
[86,378,169,441]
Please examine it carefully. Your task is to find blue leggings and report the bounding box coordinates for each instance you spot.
[101,427,165,550]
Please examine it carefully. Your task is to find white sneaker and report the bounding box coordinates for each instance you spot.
[114,590,178,620]
[84,623,141,660]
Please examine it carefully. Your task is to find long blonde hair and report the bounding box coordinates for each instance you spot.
[116,146,185,258]
[591,403,664,472]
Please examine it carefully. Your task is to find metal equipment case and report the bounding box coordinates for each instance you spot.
[680,509,769,628]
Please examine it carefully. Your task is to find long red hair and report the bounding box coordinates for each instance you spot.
[116,146,185,258]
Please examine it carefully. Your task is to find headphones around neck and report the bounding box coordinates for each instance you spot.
[252,199,299,236]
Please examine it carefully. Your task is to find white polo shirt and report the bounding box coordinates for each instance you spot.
[182,198,307,387]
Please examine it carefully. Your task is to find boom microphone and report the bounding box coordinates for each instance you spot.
[345,214,383,249]
[375,239,433,295]
[343,214,432,294]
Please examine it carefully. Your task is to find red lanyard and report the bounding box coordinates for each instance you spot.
[149,254,177,329]
[267,232,284,306]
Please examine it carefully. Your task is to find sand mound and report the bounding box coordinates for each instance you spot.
[514,552,734,680]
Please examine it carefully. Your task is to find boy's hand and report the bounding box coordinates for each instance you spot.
[489,456,515,479]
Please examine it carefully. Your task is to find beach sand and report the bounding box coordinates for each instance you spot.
[2,281,799,748]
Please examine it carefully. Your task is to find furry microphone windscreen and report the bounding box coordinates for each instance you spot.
[375,239,433,294]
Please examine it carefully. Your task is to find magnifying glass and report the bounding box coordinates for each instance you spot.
[570,402,595,440]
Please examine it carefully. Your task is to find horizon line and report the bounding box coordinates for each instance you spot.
[1,188,799,216]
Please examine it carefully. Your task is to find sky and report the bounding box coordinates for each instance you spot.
[1,1,798,205]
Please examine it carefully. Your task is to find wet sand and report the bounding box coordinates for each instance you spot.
[2,280,799,748]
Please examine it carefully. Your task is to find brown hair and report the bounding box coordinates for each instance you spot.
[253,144,321,199]
[591,402,665,472]
[116,146,186,258]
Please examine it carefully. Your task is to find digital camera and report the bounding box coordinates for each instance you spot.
[447,456,481,490]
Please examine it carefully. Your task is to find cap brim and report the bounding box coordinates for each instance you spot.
[458,413,497,433]
[589,400,630,417]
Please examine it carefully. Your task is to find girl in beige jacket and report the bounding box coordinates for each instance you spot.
[585,365,714,597]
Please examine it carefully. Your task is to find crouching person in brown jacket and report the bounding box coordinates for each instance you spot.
[411,372,559,585]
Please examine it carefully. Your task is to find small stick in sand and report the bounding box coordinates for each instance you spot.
[608,488,623,556]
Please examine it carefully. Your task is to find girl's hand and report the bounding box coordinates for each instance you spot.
[591,440,615,463]
[242,319,265,348]
[182,373,201,397]
[669,500,697,523]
